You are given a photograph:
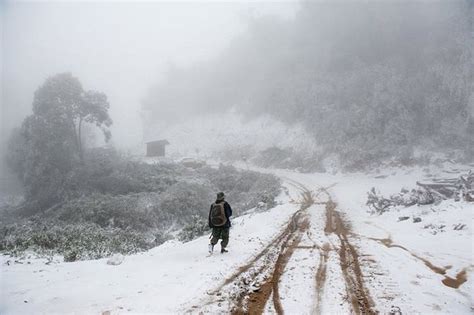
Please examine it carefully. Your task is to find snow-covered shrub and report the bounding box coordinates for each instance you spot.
[0,220,156,261]
[158,182,214,227]
[198,164,281,215]
[1,159,282,258]
[107,253,125,265]
[366,187,394,215]
[178,214,209,242]
[254,147,292,168]
[218,144,256,162]
[340,146,392,172]
[236,174,281,212]
[253,147,325,173]
[367,186,438,215]
[339,144,434,172]
[51,193,160,231]
[78,151,181,195]
[365,172,474,215]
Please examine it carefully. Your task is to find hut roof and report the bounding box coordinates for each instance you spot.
[146,139,170,146]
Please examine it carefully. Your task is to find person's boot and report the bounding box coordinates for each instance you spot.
[208,244,214,254]
[221,247,228,254]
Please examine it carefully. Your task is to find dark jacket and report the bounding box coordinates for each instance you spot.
[208,200,232,228]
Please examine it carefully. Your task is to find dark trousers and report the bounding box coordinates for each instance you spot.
[210,227,230,248]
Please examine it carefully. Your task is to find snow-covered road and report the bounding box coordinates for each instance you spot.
[1,167,472,314]
[274,168,473,314]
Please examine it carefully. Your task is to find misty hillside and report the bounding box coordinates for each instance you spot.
[143,1,473,169]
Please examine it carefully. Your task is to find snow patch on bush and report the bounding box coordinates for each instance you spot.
[107,254,124,266]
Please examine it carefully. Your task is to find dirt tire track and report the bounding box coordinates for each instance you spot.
[323,195,377,315]
[194,181,377,315]
[368,236,470,289]
[234,214,309,315]
[190,185,315,314]
[314,242,331,314]
[231,191,314,315]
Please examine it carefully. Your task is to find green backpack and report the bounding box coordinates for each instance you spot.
[210,202,227,227]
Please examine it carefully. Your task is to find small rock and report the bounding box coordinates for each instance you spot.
[413,217,422,223]
[398,216,410,222]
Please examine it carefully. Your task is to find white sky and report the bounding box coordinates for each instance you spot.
[1,0,299,149]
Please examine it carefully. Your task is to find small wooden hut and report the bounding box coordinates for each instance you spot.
[146,139,170,157]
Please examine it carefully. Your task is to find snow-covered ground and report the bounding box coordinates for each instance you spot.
[1,163,473,314]
[0,182,301,314]
[271,165,473,314]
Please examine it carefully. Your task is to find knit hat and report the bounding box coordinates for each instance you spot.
[216,192,225,201]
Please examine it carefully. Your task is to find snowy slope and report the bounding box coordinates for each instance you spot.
[1,165,472,314]
[144,112,318,159]
[0,183,301,314]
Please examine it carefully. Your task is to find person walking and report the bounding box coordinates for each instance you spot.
[208,192,232,254]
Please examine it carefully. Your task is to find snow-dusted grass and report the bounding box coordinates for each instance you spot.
[0,162,281,261]
[0,183,300,314]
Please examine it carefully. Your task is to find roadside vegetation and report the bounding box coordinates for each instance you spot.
[0,73,281,261]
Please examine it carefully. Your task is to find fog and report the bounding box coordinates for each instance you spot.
[143,0,473,167]
[1,0,299,156]
[0,3,473,312]
[1,0,472,178]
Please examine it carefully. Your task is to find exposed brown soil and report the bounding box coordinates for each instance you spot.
[369,237,469,289]
[234,232,303,314]
[208,193,315,294]
[314,242,331,314]
[371,237,447,275]
[197,182,378,314]
[324,198,377,315]
[228,190,314,314]
[442,269,468,289]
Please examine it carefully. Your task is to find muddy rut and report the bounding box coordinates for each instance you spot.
[231,190,313,314]
[369,236,469,289]
[323,197,376,315]
[193,182,376,314]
